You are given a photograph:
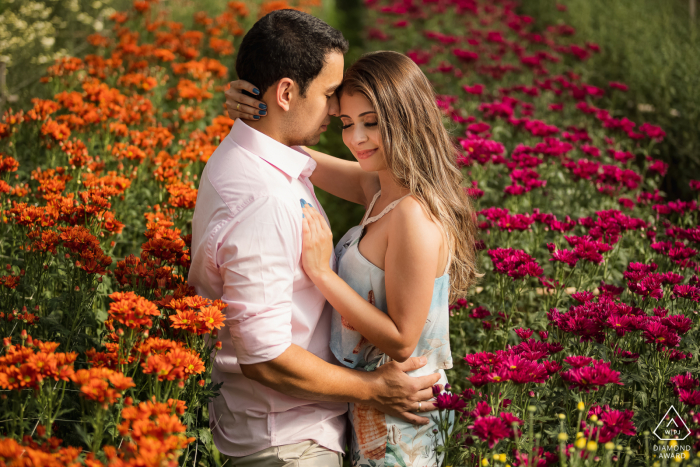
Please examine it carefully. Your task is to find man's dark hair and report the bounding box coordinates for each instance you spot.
[235,9,349,97]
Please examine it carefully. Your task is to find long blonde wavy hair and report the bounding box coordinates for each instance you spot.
[338,50,481,302]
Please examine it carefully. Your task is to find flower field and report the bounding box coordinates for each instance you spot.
[0,0,699,466]
[360,0,700,465]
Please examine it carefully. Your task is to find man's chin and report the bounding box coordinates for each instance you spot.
[299,135,321,147]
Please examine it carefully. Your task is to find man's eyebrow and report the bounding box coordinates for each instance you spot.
[338,111,377,119]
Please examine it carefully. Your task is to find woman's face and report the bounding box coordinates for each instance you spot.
[339,92,385,172]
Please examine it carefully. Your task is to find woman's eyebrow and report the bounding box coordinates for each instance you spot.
[337,111,377,119]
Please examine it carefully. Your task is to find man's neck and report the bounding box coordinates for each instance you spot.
[243,119,291,147]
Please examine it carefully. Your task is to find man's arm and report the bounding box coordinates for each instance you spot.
[218,195,439,423]
[241,345,440,424]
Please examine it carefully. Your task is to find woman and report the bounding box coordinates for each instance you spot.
[226,51,479,466]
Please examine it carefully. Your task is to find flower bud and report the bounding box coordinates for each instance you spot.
[577,401,585,411]
[215,341,222,349]
[590,414,598,422]
[198,380,206,387]
[587,441,598,451]
[575,438,586,449]
[558,433,568,442]
[20,329,27,340]
[558,413,565,420]
[178,381,185,388]
[605,442,614,450]
[482,459,489,466]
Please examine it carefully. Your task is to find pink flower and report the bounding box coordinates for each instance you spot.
[679,389,700,407]
[435,392,467,411]
[471,416,511,448]
[550,249,578,267]
[560,359,623,392]
[467,122,491,134]
[463,84,484,95]
[642,322,681,349]
[609,82,629,92]
[564,356,593,368]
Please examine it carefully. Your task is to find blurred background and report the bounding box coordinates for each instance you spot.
[1,0,698,242]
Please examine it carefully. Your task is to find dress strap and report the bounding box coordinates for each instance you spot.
[361,190,412,228]
[360,190,382,226]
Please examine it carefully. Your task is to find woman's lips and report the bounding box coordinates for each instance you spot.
[356,148,377,159]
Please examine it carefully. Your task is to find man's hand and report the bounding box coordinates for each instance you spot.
[368,356,442,425]
[224,80,267,120]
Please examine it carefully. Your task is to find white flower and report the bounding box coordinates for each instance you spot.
[92,1,103,9]
[93,20,104,31]
[41,36,55,48]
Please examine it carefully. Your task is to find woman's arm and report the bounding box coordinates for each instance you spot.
[224,80,380,207]
[301,200,442,362]
[301,146,380,208]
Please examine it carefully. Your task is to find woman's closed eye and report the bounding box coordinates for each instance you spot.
[341,122,378,130]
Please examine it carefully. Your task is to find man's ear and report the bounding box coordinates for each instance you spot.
[275,78,295,112]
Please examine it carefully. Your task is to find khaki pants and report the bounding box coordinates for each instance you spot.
[227,440,343,467]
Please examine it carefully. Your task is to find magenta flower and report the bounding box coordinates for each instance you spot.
[463,84,484,95]
[642,322,681,349]
[470,416,510,448]
[564,356,593,368]
[435,392,467,411]
[550,249,578,267]
[679,389,700,407]
[560,359,623,392]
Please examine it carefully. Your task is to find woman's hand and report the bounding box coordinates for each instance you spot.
[301,199,334,282]
[224,80,268,121]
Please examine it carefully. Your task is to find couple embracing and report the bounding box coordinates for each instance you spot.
[188,8,480,467]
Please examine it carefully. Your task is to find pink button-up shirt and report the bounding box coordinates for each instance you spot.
[188,119,347,457]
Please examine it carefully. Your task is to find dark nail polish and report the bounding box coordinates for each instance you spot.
[259,110,267,116]
[253,88,260,95]
[253,115,260,119]
[300,199,307,207]
[259,103,267,110]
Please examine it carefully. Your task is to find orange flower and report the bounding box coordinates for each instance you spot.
[0,155,19,173]
[108,291,161,330]
[70,367,134,405]
[169,309,197,332]
[198,306,225,331]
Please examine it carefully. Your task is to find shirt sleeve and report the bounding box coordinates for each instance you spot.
[215,195,301,365]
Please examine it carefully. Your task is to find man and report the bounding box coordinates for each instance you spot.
[188,9,440,466]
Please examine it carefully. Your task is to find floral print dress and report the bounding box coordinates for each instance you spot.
[330,191,453,467]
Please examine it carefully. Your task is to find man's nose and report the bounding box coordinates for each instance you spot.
[328,94,340,117]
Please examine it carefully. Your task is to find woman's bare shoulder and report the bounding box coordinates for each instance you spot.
[389,195,443,242]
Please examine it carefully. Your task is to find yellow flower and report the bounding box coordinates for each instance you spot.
[482,458,489,466]
[589,414,598,422]
[605,442,615,450]
[575,438,586,449]
[669,440,678,447]
[558,433,569,442]
[587,441,598,451]
[577,401,585,411]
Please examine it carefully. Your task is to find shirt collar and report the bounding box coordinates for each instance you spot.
[229,119,317,180]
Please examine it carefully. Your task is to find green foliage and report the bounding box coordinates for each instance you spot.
[520,0,700,201]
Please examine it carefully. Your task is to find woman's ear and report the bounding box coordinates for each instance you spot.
[275,78,295,112]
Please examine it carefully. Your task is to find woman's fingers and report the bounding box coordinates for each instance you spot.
[224,80,267,120]
[231,79,261,97]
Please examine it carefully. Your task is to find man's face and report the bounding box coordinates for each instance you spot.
[285,51,344,147]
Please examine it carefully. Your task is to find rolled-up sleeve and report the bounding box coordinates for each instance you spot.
[215,195,301,365]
